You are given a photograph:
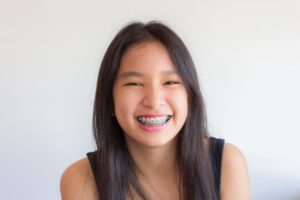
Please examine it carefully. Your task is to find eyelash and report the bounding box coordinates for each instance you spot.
[124,82,143,86]
[124,81,180,86]
[164,81,180,85]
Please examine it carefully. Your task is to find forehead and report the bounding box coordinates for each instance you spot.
[118,41,177,77]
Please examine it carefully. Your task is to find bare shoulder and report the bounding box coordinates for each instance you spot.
[220,143,251,200]
[60,158,98,200]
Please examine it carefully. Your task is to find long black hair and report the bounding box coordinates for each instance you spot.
[93,21,216,200]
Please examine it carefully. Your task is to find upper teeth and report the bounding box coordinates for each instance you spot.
[136,115,171,125]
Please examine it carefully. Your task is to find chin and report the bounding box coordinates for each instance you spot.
[126,134,178,149]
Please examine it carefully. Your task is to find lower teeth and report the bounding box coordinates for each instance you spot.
[142,122,166,126]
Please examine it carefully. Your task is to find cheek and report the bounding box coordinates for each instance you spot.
[168,89,188,116]
[114,89,141,117]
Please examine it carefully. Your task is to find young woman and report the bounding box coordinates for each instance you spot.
[60,21,250,200]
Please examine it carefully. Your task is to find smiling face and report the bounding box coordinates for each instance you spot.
[113,41,188,148]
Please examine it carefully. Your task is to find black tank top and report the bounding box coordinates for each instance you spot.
[87,137,225,199]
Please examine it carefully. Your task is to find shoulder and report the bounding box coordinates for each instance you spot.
[60,157,98,200]
[220,143,251,200]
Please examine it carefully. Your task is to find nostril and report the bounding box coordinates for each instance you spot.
[142,90,165,107]
[142,98,165,108]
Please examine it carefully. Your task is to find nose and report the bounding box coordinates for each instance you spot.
[142,85,165,109]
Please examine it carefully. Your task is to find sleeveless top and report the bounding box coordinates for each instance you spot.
[87,137,225,199]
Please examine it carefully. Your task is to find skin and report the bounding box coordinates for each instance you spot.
[60,41,251,200]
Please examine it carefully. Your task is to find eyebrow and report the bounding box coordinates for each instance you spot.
[118,70,179,79]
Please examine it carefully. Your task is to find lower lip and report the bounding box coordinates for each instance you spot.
[137,119,171,132]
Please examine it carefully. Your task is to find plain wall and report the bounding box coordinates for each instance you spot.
[0,0,299,199]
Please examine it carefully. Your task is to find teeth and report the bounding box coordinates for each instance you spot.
[136,115,172,126]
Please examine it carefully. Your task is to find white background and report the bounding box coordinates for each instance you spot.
[1,0,299,199]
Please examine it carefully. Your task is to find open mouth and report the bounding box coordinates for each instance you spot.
[135,115,172,127]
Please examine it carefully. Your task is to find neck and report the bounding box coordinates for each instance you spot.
[125,137,179,180]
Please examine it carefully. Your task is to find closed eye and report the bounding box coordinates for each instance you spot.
[164,81,180,85]
[123,82,143,86]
